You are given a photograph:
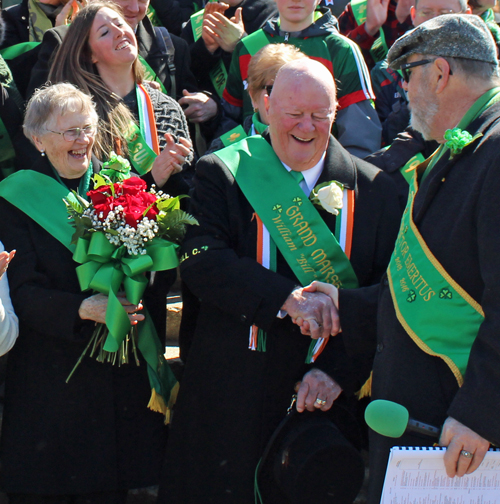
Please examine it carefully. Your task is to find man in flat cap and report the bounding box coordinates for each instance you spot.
[301,14,500,503]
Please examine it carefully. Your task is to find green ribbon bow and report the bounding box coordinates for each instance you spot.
[73,231,178,351]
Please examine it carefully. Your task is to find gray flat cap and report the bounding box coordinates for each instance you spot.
[388,14,498,70]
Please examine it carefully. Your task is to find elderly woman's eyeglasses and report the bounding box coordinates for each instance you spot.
[47,125,97,142]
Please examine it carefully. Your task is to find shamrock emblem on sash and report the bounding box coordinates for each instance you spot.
[273,204,282,213]
[406,290,417,303]
[439,288,453,300]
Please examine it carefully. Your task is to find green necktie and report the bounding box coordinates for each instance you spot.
[290,170,307,195]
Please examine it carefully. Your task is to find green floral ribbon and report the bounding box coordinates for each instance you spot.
[73,232,178,351]
[443,128,481,157]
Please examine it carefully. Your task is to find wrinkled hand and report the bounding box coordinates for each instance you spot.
[365,0,391,36]
[202,1,229,53]
[179,90,218,123]
[0,249,15,281]
[204,7,246,53]
[439,417,490,477]
[151,134,192,188]
[79,293,145,325]
[282,286,340,340]
[295,368,342,412]
[55,0,85,27]
[294,281,341,336]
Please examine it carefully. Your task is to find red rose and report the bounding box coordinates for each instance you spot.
[122,177,147,195]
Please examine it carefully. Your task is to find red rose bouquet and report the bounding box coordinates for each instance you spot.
[64,154,197,419]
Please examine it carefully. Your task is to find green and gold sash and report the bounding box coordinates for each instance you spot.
[124,84,160,175]
[387,169,484,385]
[214,136,358,361]
[190,5,228,98]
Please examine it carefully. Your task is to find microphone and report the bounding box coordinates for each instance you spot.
[365,400,441,439]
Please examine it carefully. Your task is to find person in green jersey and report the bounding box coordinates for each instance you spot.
[221,0,383,158]
[298,14,500,504]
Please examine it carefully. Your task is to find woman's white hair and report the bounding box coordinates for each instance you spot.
[23,82,98,143]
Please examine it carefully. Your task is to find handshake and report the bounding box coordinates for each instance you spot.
[281,282,341,340]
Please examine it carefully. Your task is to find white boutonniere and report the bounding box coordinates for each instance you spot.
[310,181,344,215]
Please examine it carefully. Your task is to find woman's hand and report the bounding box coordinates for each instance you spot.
[78,293,144,325]
[0,250,15,281]
[55,0,86,27]
[295,368,343,412]
[151,134,192,188]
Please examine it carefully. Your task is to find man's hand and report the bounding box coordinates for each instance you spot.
[282,287,340,340]
[178,90,218,123]
[439,417,490,477]
[204,8,246,53]
[202,2,229,53]
[295,368,342,412]
[364,0,391,36]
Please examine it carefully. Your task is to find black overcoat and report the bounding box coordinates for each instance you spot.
[0,156,167,494]
[157,133,400,503]
[339,101,500,503]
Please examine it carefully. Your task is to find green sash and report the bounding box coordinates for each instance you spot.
[0,170,76,251]
[220,112,267,147]
[387,168,484,385]
[0,170,178,419]
[138,55,167,94]
[241,30,269,56]
[190,8,228,98]
[351,0,388,63]
[0,41,40,60]
[399,152,426,184]
[214,136,359,289]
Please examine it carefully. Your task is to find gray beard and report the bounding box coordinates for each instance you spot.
[409,100,439,142]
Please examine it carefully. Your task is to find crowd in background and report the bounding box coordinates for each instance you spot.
[0,0,498,502]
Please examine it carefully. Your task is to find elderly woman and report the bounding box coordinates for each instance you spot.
[49,0,193,191]
[0,243,17,356]
[0,83,167,504]
[49,0,194,338]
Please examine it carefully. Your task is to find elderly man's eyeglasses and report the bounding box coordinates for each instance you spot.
[47,125,97,142]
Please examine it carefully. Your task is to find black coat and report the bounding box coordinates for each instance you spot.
[26,16,199,101]
[0,155,167,494]
[340,101,500,503]
[157,134,400,503]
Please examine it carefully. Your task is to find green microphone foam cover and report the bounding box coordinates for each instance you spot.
[364,400,409,438]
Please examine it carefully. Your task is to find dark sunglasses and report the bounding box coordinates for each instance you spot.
[264,85,273,95]
[400,59,434,82]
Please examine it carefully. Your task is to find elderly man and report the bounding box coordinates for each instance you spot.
[307,14,500,504]
[157,58,400,503]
